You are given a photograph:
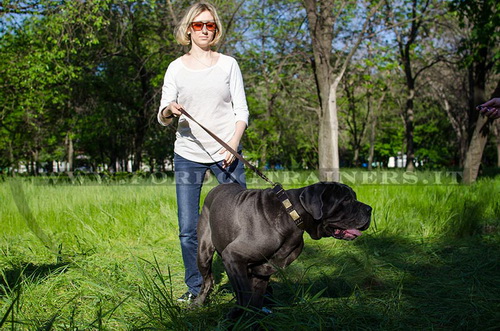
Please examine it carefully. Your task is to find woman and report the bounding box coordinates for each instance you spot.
[158,2,249,302]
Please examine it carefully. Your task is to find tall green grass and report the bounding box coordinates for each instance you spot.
[0,172,499,329]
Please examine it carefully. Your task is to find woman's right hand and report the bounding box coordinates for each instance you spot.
[163,102,184,118]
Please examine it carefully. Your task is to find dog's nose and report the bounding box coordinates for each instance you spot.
[366,205,372,214]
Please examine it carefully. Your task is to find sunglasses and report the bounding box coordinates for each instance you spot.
[191,21,217,31]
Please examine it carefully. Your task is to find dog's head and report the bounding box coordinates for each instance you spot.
[299,182,371,240]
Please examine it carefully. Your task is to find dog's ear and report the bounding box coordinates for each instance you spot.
[299,183,328,220]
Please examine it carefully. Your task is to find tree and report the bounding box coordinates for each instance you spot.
[383,0,448,171]
[84,1,178,171]
[341,67,372,167]
[234,0,318,169]
[463,81,500,182]
[340,50,389,168]
[2,0,495,175]
[450,0,499,183]
[425,61,470,166]
[302,0,383,181]
[493,120,500,167]
[0,0,110,174]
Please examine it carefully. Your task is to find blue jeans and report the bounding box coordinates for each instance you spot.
[174,153,246,295]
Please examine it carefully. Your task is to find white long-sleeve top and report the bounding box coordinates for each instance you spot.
[158,54,249,163]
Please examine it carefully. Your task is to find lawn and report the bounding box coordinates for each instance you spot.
[1,171,499,330]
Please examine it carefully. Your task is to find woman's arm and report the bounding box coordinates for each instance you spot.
[158,62,180,126]
[219,120,247,168]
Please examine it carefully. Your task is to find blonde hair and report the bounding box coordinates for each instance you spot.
[174,2,223,47]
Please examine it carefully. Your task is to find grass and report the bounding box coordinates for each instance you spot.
[0,170,499,330]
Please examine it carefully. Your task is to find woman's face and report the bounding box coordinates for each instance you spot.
[189,10,216,48]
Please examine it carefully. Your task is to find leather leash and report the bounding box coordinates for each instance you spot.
[176,107,304,229]
[177,107,274,187]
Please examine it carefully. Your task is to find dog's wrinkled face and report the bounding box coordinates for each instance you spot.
[299,182,371,240]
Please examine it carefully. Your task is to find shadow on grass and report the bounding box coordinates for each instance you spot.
[0,262,70,296]
[165,228,498,330]
[265,233,500,330]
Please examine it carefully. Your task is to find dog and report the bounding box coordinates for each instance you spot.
[193,182,372,318]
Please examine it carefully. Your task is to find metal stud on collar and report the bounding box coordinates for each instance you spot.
[272,184,304,229]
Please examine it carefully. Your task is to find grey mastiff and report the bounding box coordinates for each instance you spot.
[193,182,372,317]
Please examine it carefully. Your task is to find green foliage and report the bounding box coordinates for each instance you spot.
[235,0,319,169]
[412,99,459,168]
[0,0,112,172]
[0,0,498,173]
[450,0,500,72]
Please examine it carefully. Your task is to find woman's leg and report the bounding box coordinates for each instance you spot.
[174,153,208,296]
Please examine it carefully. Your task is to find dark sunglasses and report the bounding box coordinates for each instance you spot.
[191,21,217,31]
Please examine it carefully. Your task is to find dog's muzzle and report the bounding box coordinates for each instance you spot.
[329,204,371,240]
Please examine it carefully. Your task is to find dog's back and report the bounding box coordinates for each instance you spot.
[200,183,286,252]
[202,182,246,211]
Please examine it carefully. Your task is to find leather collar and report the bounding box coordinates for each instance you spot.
[272,184,304,230]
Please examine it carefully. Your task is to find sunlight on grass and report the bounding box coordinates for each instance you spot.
[1,172,499,329]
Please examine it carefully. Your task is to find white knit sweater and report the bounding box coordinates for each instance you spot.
[158,54,249,163]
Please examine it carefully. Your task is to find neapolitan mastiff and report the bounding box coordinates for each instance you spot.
[193,182,372,318]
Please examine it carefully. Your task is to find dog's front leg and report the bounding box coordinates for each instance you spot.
[249,274,270,310]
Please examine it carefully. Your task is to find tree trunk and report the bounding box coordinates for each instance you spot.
[385,0,438,172]
[353,148,360,167]
[32,150,39,176]
[109,151,117,173]
[493,121,500,167]
[368,111,377,170]
[403,64,416,171]
[133,79,149,171]
[260,145,267,171]
[8,141,15,176]
[65,132,74,172]
[133,126,145,172]
[463,82,499,183]
[319,82,340,181]
[463,116,491,183]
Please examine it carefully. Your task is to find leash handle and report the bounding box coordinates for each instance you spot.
[177,107,276,187]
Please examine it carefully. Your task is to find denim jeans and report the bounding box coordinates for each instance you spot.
[173,153,246,295]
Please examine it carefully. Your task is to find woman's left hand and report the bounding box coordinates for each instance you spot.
[219,139,239,168]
